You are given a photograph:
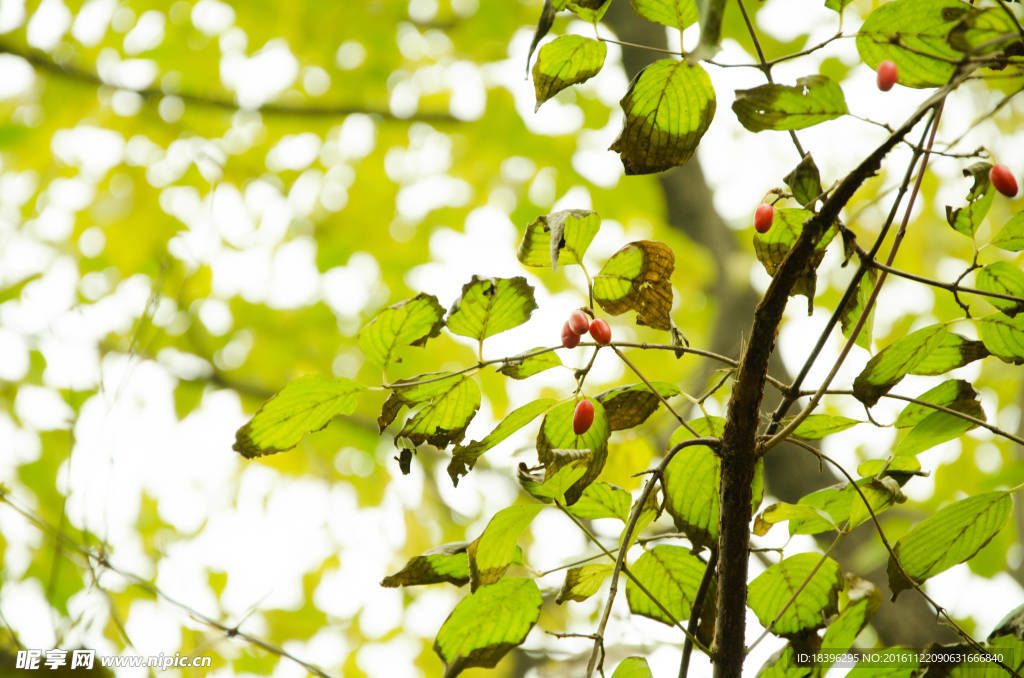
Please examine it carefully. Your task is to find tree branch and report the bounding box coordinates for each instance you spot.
[0,39,459,124]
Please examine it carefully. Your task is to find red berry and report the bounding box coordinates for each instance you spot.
[561,322,580,348]
[568,309,590,335]
[589,318,612,345]
[990,164,1019,198]
[754,204,774,234]
[877,60,898,92]
[573,399,595,435]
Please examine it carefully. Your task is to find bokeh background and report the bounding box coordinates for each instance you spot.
[1,0,1023,676]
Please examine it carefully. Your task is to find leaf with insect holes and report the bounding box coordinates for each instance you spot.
[381,542,471,588]
[945,163,994,237]
[625,545,709,626]
[888,492,1012,598]
[596,381,680,431]
[978,313,1024,364]
[733,75,848,132]
[593,240,675,330]
[556,563,613,603]
[975,262,1024,317]
[610,59,715,174]
[468,505,543,590]
[784,153,824,207]
[536,399,610,504]
[533,36,606,110]
[517,210,600,270]
[856,0,966,88]
[630,0,698,30]
[358,293,445,368]
[389,373,481,449]
[448,398,557,485]
[446,276,538,341]
[233,376,365,458]
[748,553,844,635]
[753,208,836,301]
[433,578,542,676]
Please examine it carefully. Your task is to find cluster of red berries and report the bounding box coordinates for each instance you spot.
[561,310,611,348]
[559,309,611,435]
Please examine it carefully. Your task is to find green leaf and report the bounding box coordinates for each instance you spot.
[824,0,853,12]
[978,312,1024,363]
[468,505,543,590]
[537,398,611,504]
[945,162,995,237]
[566,482,632,522]
[852,324,949,406]
[625,545,708,626]
[497,349,562,379]
[839,266,877,350]
[855,0,967,88]
[596,381,680,431]
[754,502,837,537]
[991,212,1024,251]
[449,398,557,485]
[747,553,844,635]
[733,75,848,132]
[568,0,612,22]
[358,293,446,368]
[892,380,983,456]
[611,657,653,678]
[892,379,980,426]
[593,240,675,330]
[664,417,764,548]
[446,276,538,341]
[517,209,600,269]
[857,456,922,479]
[819,598,876,668]
[888,492,1013,598]
[907,332,988,375]
[396,375,481,449]
[792,414,861,439]
[754,208,835,301]
[233,376,365,458]
[849,649,919,676]
[518,457,590,503]
[556,563,613,603]
[847,477,905,528]
[610,58,716,175]
[784,153,824,208]
[757,644,810,678]
[948,7,1024,55]
[434,578,542,676]
[381,542,471,587]
[533,35,607,110]
[630,0,698,30]
[976,261,1024,317]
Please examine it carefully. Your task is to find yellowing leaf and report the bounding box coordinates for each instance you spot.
[610,59,715,174]
[593,240,675,330]
[533,35,606,109]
